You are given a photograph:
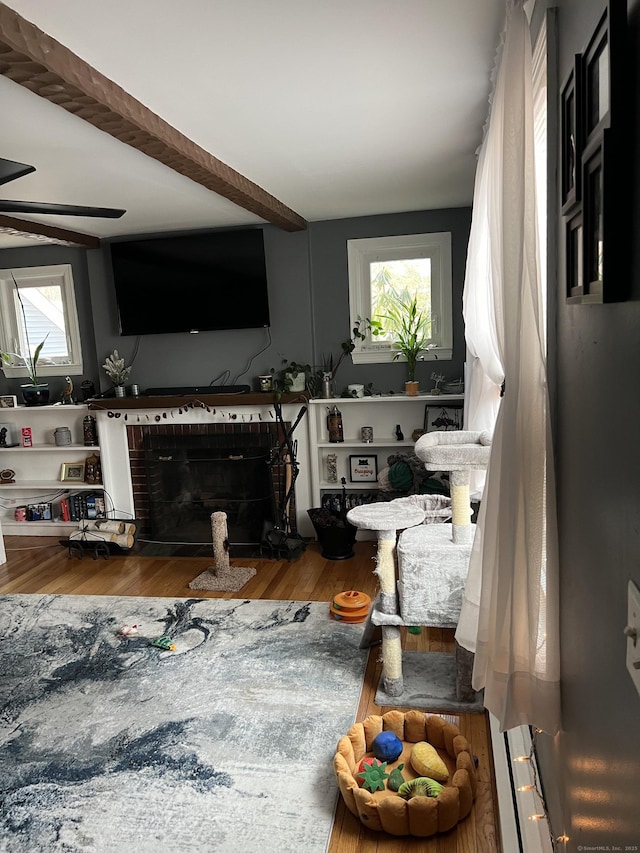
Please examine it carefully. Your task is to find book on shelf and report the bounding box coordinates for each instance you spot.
[58,491,106,523]
[60,498,70,522]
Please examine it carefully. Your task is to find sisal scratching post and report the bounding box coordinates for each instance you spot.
[450,473,472,544]
[374,534,398,614]
[211,511,231,573]
[188,512,257,592]
[347,502,426,697]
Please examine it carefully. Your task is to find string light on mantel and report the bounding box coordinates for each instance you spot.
[98,399,277,423]
[512,728,569,850]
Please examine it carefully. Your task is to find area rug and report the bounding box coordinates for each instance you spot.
[0,595,368,853]
[375,650,485,713]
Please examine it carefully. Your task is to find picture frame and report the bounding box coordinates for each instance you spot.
[424,405,463,432]
[565,209,584,301]
[560,56,583,213]
[60,462,86,482]
[0,423,19,447]
[349,454,378,482]
[560,0,628,305]
[581,136,605,301]
[583,6,612,143]
[0,395,18,408]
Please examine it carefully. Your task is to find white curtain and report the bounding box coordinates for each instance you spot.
[455,0,561,735]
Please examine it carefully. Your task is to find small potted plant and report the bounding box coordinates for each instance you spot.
[269,358,313,398]
[1,335,50,406]
[102,349,132,396]
[431,372,445,395]
[307,478,358,560]
[381,295,433,396]
[318,316,384,398]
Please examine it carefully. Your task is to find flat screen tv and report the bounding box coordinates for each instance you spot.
[109,228,270,335]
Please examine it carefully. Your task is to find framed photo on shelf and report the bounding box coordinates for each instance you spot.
[60,462,85,482]
[349,454,378,482]
[424,405,463,432]
[0,395,17,408]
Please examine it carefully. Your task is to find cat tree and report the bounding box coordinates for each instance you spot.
[348,430,491,711]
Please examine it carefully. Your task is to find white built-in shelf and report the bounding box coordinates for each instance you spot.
[2,520,81,536]
[0,404,105,537]
[0,481,103,490]
[316,440,414,449]
[308,393,465,507]
[0,444,100,453]
[319,480,381,490]
[313,393,464,405]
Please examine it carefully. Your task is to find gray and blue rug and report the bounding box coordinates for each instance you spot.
[0,595,368,853]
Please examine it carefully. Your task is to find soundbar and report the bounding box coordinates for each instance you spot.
[145,385,251,396]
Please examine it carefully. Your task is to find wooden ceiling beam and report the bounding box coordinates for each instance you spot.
[0,213,100,248]
[0,3,307,232]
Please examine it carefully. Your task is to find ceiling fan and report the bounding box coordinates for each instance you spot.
[0,156,125,218]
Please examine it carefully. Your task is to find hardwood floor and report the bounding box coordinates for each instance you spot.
[0,535,502,852]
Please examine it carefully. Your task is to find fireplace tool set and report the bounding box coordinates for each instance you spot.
[260,402,308,560]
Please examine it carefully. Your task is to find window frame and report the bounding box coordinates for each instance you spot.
[0,263,84,377]
[347,232,453,365]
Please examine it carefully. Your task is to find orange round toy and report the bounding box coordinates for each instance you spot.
[330,590,371,623]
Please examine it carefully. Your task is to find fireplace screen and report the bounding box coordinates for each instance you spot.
[143,434,274,545]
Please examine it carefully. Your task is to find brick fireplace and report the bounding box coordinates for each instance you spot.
[126,421,293,544]
[91,396,313,543]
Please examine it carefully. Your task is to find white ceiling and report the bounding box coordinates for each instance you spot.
[0,0,505,248]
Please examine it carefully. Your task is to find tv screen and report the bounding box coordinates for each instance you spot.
[109,228,270,335]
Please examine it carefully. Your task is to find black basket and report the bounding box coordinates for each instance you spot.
[308,479,357,560]
[307,508,357,560]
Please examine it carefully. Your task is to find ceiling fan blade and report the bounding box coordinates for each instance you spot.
[0,157,36,187]
[0,200,126,218]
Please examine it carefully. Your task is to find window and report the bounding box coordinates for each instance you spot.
[0,264,83,377]
[347,232,453,364]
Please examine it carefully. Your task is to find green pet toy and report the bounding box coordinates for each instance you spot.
[150,636,176,651]
[357,758,389,793]
[387,763,406,792]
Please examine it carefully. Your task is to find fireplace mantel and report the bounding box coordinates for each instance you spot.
[92,395,314,538]
[88,392,310,411]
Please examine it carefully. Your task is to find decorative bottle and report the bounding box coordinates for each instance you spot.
[326,453,338,483]
[327,405,344,443]
[83,415,98,446]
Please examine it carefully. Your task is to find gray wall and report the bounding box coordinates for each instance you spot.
[536,0,640,848]
[0,210,469,399]
[308,208,470,394]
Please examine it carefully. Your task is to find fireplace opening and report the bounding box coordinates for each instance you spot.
[141,431,280,546]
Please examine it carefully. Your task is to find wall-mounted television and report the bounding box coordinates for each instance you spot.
[109,228,270,336]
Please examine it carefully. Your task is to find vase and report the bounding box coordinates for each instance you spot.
[21,384,49,406]
[321,372,334,399]
[286,372,306,393]
[405,380,419,397]
[114,385,126,398]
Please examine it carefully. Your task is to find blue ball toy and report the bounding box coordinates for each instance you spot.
[372,731,403,763]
